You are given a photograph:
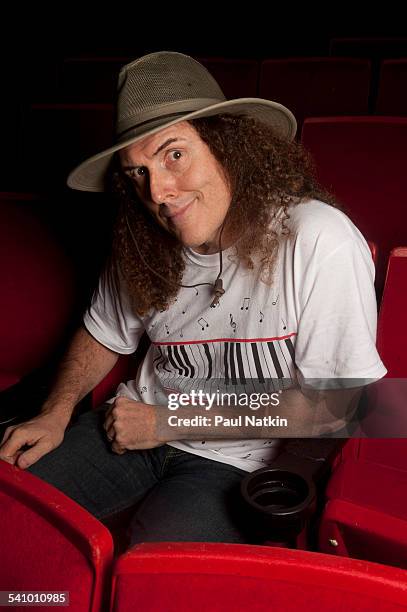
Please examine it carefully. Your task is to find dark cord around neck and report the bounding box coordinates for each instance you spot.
[124,213,226,308]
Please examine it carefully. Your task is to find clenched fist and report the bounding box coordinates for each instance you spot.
[103,397,166,454]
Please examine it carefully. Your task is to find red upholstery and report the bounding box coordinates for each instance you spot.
[358,247,407,435]
[319,458,407,569]
[0,194,76,392]
[111,542,407,611]
[325,249,407,555]
[376,59,407,116]
[377,247,407,377]
[196,57,259,99]
[301,117,407,294]
[259,58,370,133]
[357,248,407,436]
[0,460,114,611]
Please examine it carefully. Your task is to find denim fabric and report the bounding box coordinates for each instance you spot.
[27,407,252,544]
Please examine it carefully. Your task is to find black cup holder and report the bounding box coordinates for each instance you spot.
[241,467,317,542]
[249,471,310,510]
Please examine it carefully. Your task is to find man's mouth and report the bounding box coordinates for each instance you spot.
[160,198,195,221]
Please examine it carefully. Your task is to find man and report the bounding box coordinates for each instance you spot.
[0,52,386,544]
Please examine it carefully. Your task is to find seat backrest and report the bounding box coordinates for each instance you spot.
[259,58,371,133]
[339,248,407,461]
[377,247,407,377]
[0,195,76,391]
[0,460,114,612]
[301,116,407,295]
[111,542,407,611]
[195,57,259,99]
[375,59,407,115]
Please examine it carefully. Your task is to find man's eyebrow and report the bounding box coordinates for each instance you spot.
[122,137,186,171]
[153,137,183,156]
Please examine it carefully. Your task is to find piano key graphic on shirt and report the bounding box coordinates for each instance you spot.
[267,342,284,379]
[153,336,296,392]
[202,343,213,379]
[285,337,296,367]
[249,342,265,383]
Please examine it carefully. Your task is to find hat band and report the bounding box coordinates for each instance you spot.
[116,97,224,140]
[116,111,189,142]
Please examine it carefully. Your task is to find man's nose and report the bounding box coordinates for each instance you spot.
[149,167,178,204]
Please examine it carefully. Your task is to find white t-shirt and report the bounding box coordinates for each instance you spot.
[83,200,387,471]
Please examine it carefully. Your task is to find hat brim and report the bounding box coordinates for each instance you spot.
[67,98,297,192]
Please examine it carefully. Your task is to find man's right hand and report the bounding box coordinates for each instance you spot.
[0,413,68,469]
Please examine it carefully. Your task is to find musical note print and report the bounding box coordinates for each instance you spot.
[272,295,279,306]
[149,321,157,330]
[259,311,264,323]
[197,317,209,331]
[140,386,147,395]
[240,297,250,311]
[281,318,287,330]
[195,288,199,296]
[229,314,237,333]
[182,306,187,314]
[180,329,184,338]
[165,324,170,335]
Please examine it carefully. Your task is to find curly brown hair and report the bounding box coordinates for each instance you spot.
[109,114,336,316]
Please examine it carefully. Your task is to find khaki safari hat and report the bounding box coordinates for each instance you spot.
[67,51,297,192]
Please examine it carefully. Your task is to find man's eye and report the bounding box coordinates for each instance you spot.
[128,167,146,180]
[169,150,182,161]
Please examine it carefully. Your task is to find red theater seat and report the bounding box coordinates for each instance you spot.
[319,457,407,569]
[0,460,114,612]
[320,249,407,565]
[377,247,407,377]
[259,58,371,133]
[195,57,259,99]
[0,194,76,393]
[376,59,407,116]
[301,116,407,295]
[111,542,407,611]
[360,248,407,436]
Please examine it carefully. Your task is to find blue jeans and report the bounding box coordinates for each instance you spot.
[27,407,252,545]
